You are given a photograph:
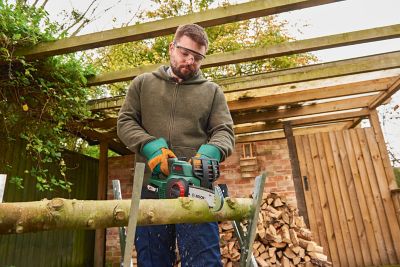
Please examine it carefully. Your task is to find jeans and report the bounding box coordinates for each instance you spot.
[135,222,223,267]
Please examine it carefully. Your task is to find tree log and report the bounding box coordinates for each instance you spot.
[0,197,253,235]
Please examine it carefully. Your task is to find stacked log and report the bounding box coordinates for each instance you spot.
[219,193,331,267]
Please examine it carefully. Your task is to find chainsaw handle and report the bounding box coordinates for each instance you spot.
[191,157,220,189]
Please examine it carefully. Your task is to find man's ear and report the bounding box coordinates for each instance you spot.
[169,42,174,54]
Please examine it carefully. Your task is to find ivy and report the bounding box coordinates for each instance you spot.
[0,1,97,192]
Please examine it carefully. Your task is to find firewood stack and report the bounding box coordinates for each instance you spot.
[219,193,332,267]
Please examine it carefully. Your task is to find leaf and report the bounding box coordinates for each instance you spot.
[12,33,21,40]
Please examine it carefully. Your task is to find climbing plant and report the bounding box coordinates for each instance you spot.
[0,1,96,192]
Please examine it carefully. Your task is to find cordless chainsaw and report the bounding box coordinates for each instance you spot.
[147,157,225,212]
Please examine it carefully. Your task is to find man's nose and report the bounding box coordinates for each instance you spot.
[184,55,195,64]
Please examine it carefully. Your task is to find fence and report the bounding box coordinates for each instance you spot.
[0,138,99,267]
[295,128,400,267]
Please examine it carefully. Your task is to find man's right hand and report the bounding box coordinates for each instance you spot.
[142,138,176,176]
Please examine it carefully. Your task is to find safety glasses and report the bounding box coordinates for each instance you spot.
[173,41,206,63]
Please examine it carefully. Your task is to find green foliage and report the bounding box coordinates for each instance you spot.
[71,141,119,159]
[394,168,400,187]
[87,0,316,96]
[0,1,96,192]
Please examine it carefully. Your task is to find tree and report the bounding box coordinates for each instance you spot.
[378,97,400,167]
[87,0,316,96]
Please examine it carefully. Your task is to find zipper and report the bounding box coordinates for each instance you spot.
[167,83,179,146]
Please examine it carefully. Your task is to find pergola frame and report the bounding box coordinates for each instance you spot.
[13,1,400,266]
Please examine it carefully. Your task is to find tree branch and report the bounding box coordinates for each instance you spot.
[0,197,253,234]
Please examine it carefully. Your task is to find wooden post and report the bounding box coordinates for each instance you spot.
[94,142,109,267]
[369,110,398,190]
[283,121,310,227]
[123,163,145,267]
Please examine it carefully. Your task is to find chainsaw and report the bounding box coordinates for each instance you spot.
[147,157,225,212]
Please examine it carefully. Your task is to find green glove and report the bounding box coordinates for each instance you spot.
[142,138,176,175]
[196,144,221,161]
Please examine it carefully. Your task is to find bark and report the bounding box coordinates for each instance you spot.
[0,197,253,235]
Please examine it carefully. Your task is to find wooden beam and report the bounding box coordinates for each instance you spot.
[92,50,400,88]
[207,24,400,67]
[234,109,370,134]
[283,121,310,227]
[94,142,109,267]
[228,77,392,112]
[15,0,340,59]
[236,122,348,143]
[348,118,363,129]
[89,96,125,112]
[86,95,374,140]
[87,25,400,86]
[87,117,118,129]
[348,86,396,128]
[88,76,394,112]
[368,76,400,109]
[88,64,164,86]
[232,94,375,124]
[78,128,131,155]
[219,51,400,93]
[85,109,370,147]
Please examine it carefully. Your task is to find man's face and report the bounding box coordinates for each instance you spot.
[169,35,206,80]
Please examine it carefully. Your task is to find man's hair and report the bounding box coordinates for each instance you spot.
[174,24,209,51]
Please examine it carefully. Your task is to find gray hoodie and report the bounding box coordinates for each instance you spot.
[117,66,235,181]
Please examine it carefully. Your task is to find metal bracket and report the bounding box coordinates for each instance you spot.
[112,179,128,267]
[0,174,6,203]
[123,163,145,267]
[233,172,267,267]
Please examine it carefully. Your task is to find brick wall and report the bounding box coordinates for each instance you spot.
[105,139,296,266]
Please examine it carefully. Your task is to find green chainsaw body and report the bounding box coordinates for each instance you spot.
[148,157,219,199]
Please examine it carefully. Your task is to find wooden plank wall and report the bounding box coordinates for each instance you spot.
[295,128,400,267]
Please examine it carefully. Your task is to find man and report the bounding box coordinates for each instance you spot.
[117,24,235,267]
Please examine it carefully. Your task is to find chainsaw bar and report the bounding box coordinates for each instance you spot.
[188,185,224,212]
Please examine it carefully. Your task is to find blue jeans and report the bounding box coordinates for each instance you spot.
[135,222,222,267]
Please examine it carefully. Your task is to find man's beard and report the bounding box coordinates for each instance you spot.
[170,60,197,81]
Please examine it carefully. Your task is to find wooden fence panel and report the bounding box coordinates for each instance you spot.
[295,135,321,244]
[335,130,372,266]
[308,134,340,266]
[342,130,381,266]
[355,128,397,264]
[295,128,400,266]
[315,133,348,267]
[364,128,400,260]
[299,135,330,254]
[328,131,365,266]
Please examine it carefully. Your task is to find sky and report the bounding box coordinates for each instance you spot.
[40,0,400,163]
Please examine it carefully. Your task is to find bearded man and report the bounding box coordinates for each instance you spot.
[117,24,235,267]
